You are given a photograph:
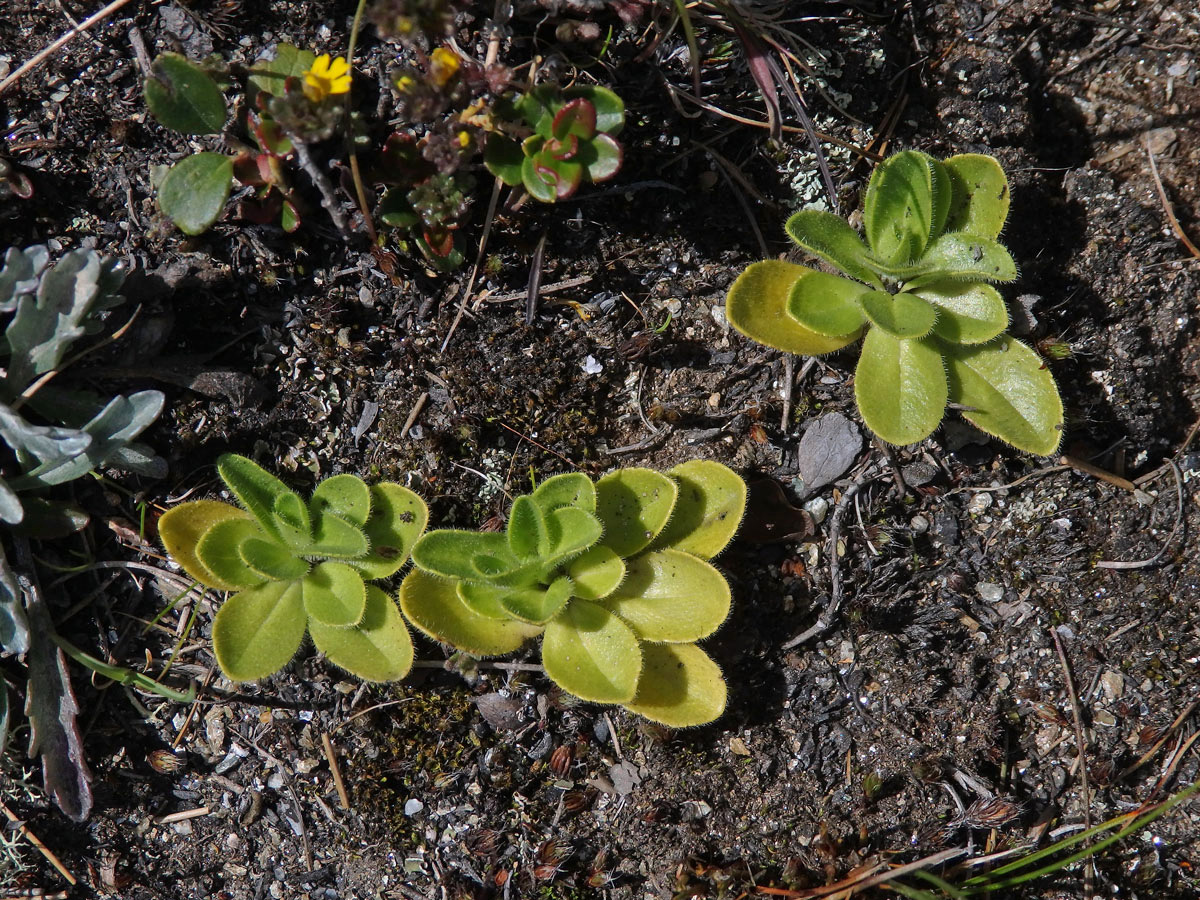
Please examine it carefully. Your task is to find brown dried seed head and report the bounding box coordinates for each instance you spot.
[964,797,1021,829]
[147,749,186,774]
[466,829,501,857]
[549,744,574,778]
[563,790,595,813]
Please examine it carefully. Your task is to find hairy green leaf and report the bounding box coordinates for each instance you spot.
[541,600,641,703]
[567,545,626,600]
[929,156,952,241]
[498,576,573,625]
[240,536,309,582]
[196,517,271,589]
[270,490,312,547]
[532,472,596,514]
[309,586,414,682]
[309,510,369,558]
[784,209,883,287]
[507,495,548,559]
[413,530,513,581]
[605,550,730,642]
[457,581,515,620]
[941,336,1064,455]
[309,474,372,527]
[212,582,306,681]
[854,330,948,446]
[883,233,1016,283]
[726,261,865,356]
[944,153,1010,240]
[144,53,227,134]
[158,153,233,236]
[399,569,543,656]
[624,643,726,727]
[217,453,293,541]
[649,460,746,559]
[543,506,603,565]
[353,483,427,579]
[863,150,934,265]
[859,290,938,339]
[785,271,869,338]
[301,562,367,627]
[913,281,1008,344]
[595,468,678,558]
[158,500,254,591]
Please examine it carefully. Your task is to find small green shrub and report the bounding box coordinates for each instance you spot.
[399,461,745,727]
[158,454,427,683]
[144,46,341,235]
[725,151,1063,455]
[483,85,624,203]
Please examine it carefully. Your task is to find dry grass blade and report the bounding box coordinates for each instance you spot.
[1145,137,1200,260]
[1096,460,1184,569]
[0,0,134,96]
[0,801,76,885]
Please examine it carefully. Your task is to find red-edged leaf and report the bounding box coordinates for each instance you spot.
[552,98,597,141]
[545,134,579,162]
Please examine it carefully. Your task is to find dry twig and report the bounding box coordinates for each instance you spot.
[0,0,134,96]
[1096,460,1184,569]
[322,734,351,810]
[1144,137,1200,260]
[0,801,76,886]
[781,463,879,649]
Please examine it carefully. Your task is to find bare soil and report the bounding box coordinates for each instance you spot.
[1,1,1199,898]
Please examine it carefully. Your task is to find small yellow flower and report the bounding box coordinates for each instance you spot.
[429,47,460,89]
[303,54,351,103]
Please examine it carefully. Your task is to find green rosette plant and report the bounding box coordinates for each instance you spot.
[483,85,624,203]
[399,461,745,727]
[158,454,427,683]
[726,150,1064,455]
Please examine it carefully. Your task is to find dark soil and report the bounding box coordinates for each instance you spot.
[1,1,1199,898]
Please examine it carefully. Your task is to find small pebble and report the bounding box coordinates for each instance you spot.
[967,493,993,515]
[803,497,829,525]
[977,582,1004,602]
[910,514,930,534]
[404,798,424,816]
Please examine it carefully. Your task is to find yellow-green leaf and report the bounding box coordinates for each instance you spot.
[726,261,865,356]
[158,500,253,591]
[941,336,1063,455]
[595,468,678,558]
[649,460,745,559]
[301,562,367,627]
[399,569,542,657]
[605,550,730,642]
[624,643,726,727]
[860,290,938,339]
[913,280,1008,345]
[568,545,626,600]
[786,271,869,337]
[784,208,883,287]
[944,153,1010,240]
[212,582,306,682]
[541,600,641,703]
[309,586,414,682]
[864,150,934,265]
[854,330,948,446]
